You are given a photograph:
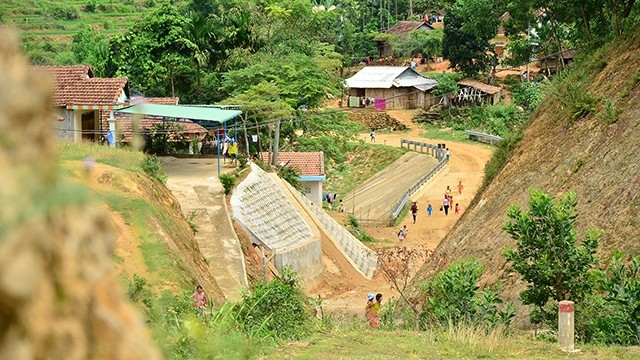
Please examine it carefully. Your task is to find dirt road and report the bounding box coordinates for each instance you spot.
[342,152,438,224]
[320,109,493,314]
[161,157,248,302]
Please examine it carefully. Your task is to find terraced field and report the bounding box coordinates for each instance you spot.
[0,0,176,62]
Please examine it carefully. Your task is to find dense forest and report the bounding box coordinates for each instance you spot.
[4,0,637,106]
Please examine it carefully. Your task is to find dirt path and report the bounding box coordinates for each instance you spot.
[161,157,248,302]
[342,152,438,224]
[319,109,493,315]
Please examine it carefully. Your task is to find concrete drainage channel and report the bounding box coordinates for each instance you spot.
[230,164,377,289]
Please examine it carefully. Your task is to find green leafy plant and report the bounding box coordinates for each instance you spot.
[278,165,302,190]
[186,210,198,235]
[140,155,167,184]
[416,259,514,329]
[503,190,601,325]
[599,96,619,124]
[482,127,523,188]
[512,82,544,112]
[234,268,312,341]
[219,173,236,195]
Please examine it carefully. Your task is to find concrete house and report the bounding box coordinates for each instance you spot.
[345,66,438,110]
[374,21,435,58]
[261,152,325,206]
[33,65,129,142]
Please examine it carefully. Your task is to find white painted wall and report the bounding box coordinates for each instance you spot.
[303,181,322,207]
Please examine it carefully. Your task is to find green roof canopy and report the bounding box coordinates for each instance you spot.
[116,104,242,124]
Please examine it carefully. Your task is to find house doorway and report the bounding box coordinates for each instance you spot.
[81,111,97,141]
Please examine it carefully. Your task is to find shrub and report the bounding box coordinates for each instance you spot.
[140,155,167,184]
[416,259,514,329]
[512,82,543,112]
[481,127,523,188]
[219,173,236,195]
[599,96,619,124]
[278,165,302,190]
[234,268,312,341]
[84,0,96,12]
[46,3,80,20]
[503,190,601,326]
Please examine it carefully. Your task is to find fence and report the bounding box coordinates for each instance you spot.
[390,139,449,223]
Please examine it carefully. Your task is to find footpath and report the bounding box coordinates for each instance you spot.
[161,157,248,302]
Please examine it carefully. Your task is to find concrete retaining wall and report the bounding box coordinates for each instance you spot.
[230,164,323,288]
[285,181,378,279]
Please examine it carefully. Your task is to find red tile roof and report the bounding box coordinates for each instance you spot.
[260,152,325,177]
[32,65,128,107]
[100,97,207,142]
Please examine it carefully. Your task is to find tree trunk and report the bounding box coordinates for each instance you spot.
[271,119,280,166]
[579,5,593,43]
[242,115,250,156]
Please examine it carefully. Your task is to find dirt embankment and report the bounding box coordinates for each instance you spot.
[416,31,640,320]
[0,30,162,359]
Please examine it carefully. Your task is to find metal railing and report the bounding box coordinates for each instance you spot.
[464,130,504,144]
[389,139,449,224]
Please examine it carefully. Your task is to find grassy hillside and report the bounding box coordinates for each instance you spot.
[415,29,640,321]
[0,0,175,63]
[59,142,224,302]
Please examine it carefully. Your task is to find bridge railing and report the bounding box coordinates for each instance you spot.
[390,139,449,224]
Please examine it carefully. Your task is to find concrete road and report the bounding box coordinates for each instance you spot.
[342,152,438,224]
[161,157,247,301]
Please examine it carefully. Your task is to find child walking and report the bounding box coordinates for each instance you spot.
[455,203,461,215]
[427,203,433,216]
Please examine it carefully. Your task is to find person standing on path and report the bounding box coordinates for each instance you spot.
[455,203,461,215]
[445,148,451,161]
[458,181,463,195]
[370,130,376,142]
[427,203,433,216]
[397,225,408,242]
[410,201,419,224]
[191,285,209,317]
[442,196,450,216]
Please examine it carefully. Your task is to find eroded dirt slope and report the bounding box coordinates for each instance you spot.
[417,31,640,317]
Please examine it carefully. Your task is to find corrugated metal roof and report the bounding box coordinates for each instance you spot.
[345,66,438,91]
[116,104,241,124]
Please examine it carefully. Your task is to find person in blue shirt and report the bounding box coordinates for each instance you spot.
[427,203,433,216]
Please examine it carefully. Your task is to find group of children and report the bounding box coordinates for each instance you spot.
[396,181,464,242]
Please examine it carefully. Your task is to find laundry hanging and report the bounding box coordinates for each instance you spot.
[374,98,387,110]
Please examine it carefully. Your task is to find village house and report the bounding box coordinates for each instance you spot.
[260,152,325,206]
[454,80,502,105]
[536,50,577,75]
[374,20,436,58]
[345,66,438,110]
[32,65,129,142]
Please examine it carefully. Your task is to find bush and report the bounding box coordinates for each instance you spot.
[140,155,167,184]
[278,165,302,190]
[219,173,236,195]
[512,82,543,112]
[234,269,312,341]
[503,190,600,326]
[84,0,96,12]
[46,3,80,20]
[481,127,523,188]
[416,259,514,329]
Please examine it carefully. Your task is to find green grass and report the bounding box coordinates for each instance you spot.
[262,324,640,359]
[324,142,407,196]
[58,142,145,172]
[420,124,475,143]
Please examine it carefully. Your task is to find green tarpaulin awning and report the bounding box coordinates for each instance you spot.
[116,104,242,124]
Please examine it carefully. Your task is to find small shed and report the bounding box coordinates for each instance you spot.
[374,21,435,58]
[455,80,502,105]
[345,66,438,110]
[260,151,325,207]
[536,50,577,75]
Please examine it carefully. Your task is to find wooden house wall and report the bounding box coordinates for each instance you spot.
[349,87,437,110]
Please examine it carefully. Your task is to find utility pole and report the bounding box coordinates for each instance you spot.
[271,118,280,166]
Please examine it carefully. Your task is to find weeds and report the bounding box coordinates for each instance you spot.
[347,215,375,243]
[140,155,167,184]
[186,210,198,234]
[219,173,236,195]
[481,127,524,189]
[599,97,619,124]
